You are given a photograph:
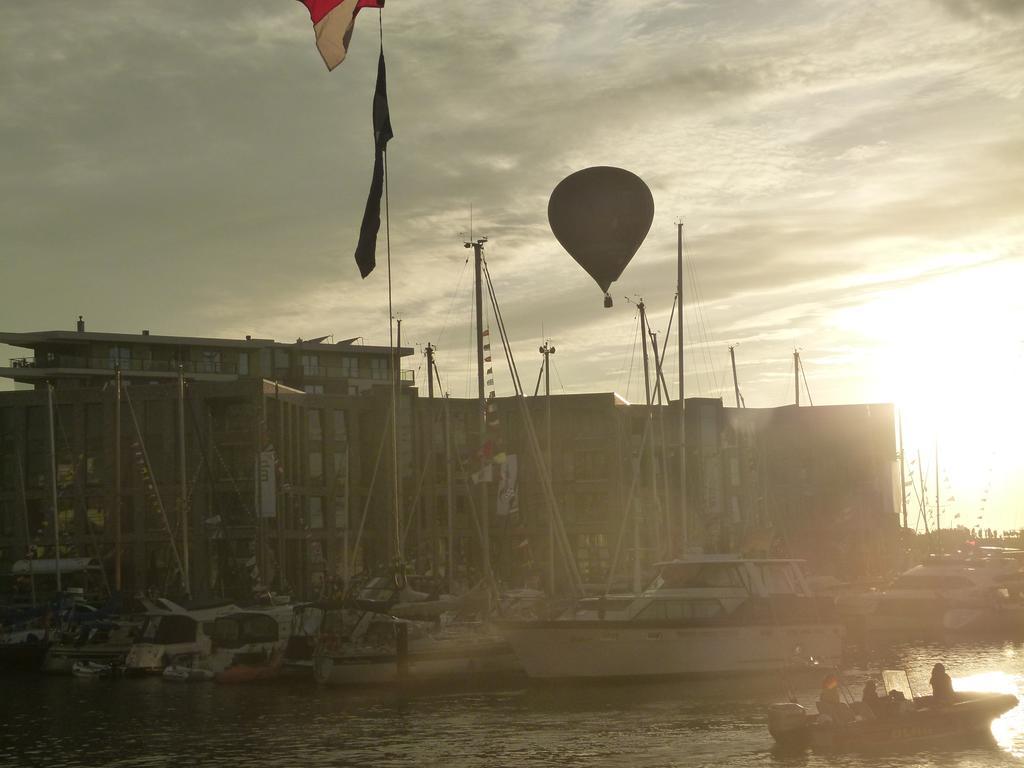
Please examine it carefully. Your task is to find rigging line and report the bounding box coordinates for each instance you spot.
[435,255,471,348]
[346,407,392,589]
[122,385,186,589]
[551,355,567,394]
[532,359,545,397]
[686,232,722,396]
[484,260,524,393]
[620,309,641,401]
[52,405,111,596]
[604,415,655,593]
[399,405,447,548]
[657,293,678,394]
[482,259,584,594]
[685,260,717,398]
[799,353,814,407]
[683,230,724,398]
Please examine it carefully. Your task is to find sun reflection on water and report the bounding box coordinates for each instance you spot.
[955,670,1024,757]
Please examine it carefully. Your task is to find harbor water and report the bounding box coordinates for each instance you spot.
[4,638,1024,767]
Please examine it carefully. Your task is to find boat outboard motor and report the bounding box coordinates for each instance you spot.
[768,702,809,745]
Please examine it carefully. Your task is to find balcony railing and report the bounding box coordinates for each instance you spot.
[8,356,238,375]
[298,364,415,383]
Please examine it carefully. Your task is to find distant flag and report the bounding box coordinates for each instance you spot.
[297,0,384,71]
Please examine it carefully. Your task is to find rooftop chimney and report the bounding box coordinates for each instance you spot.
[245,335,251,341]
[76,315,85,332]
[142,330,150,336]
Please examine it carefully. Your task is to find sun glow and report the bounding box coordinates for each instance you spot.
[832,258,1024,531]
[955,671,1024,756]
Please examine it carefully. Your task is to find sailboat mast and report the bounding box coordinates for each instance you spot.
[935,442,941,553]
[47,383,62,592]
[541,341,555,595]
[394,318,403,568]
[898,411,908,529]
[467,237,491,585]
[729,346,741,408]
[178,366,190,596]
[794,350,800,406]
[114,367,122,591]
[639,300,652,406]
[676,222,687,551]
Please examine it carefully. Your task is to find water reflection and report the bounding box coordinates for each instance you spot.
[2,638,1023,767]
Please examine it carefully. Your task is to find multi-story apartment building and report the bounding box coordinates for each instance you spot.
[0,319,902,602]
[0,320,416,601]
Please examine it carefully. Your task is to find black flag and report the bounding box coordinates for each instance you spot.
[354,48,394,278]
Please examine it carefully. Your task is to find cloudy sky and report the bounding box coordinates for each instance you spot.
[2,0,1022,529]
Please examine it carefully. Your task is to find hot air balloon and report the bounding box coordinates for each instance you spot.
[548,166,654,307]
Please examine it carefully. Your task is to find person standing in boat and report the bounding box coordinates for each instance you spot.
[930,663,955,702]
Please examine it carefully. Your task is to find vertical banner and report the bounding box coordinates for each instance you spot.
[259,450,277,519]
[496,454,519,517]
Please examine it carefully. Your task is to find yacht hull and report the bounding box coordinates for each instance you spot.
[498,621,844,680]
[313,639,521,686]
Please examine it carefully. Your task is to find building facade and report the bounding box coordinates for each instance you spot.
[0,321,902,602]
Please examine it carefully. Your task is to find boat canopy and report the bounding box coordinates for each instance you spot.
[138,613,197,644]
[212,613,280,647]
[11,558,102,576]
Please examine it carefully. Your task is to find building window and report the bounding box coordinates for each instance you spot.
[197,350,221,373]
[109,346,131,369]
[332,410,347,443]
[304,385,324,395]
[87,500,105,534]
[367,357,389,380]
[307,409,323,442]
[576,533,609,582]
[340,356,359,378]
[309,451,323,483]
[573,449,607,481]
[308,496,324,529]
[302,354,320,376]
[347,385,360,396]
[238,353,249,376]
[574,492,607,522]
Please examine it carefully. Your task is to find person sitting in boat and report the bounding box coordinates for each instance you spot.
[930,663,955,703]
[818,674,852,722]
[861,679,886,717]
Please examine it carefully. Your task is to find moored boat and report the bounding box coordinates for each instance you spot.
[838,555,1024,634]
[497,556,843,680]
[206,606,293,684]
[123,599,239,675]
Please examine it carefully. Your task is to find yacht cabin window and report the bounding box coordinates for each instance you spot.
[654,563,747,590]
[636,599,723,621]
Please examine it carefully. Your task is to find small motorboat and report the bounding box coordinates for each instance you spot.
[768,669,1018,751]
[162,664,215,683]
[71,661,114,678]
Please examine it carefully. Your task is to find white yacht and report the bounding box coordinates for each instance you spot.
[838,554,1024,633]
[496,556,843,680]
[123,599,240,674]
